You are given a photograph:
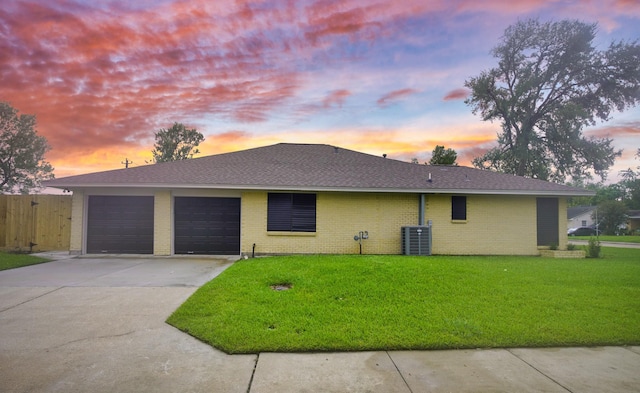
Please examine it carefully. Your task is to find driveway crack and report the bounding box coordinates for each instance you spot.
[246,353,259,393]
[0,287,64,314]
[49,330,138,350]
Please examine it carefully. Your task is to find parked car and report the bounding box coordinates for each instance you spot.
[568,226,598,236]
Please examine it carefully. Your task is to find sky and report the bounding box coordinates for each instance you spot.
[1,0,639,183]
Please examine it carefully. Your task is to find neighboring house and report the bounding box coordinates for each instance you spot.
[628,210,640,234]
[567,206,597,231]
[45,143,594,256]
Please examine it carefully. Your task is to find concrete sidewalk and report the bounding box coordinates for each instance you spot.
[250,347,640,393]
[1,255,638,392]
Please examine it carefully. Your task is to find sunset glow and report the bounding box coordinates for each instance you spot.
[2,0,639,181]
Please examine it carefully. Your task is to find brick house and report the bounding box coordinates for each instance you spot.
[45,143,593,256]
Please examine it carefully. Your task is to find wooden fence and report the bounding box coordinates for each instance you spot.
[0,195,72,252]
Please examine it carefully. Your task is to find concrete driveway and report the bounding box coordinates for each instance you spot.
[0,254,256,393]
[1,254,639,393]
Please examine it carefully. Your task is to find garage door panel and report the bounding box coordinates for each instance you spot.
[175,197,240,255]
[87,196,154,254]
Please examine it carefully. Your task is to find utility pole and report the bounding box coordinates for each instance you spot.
[121,158,133,168]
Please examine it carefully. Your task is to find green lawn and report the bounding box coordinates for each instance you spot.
[570,235,640,243]
[167,248,640,354]
[0,251,50,271]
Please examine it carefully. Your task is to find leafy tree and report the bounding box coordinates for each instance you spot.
[0,102,54,194]
[151,122,204,163]
[566,181,601,207]
[465,19,640,182]
[623,179,640,210]
[618,149,640,209]
[429,145,458,165]
[594,200,628,235]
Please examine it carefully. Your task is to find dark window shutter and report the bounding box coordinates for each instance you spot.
[267,193,316,232]
[536,198,559,246]
[452,196,467,220]
[267,193,292,231]
[292,194,316,232]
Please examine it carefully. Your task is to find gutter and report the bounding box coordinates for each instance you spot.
[44,182,596,197]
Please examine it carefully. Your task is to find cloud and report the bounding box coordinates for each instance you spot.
[1,0,638,179]
[304,5,383,44]
[443,88,470,101]
[376,88,419,107]
[586,122,640,139]
[322,89,352,108]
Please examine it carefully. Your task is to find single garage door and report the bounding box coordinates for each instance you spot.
[174,197,241,255]
[87,196,154,254]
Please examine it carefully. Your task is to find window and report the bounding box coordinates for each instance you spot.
[267,193,316,232]
[451,196,467,221]
[581,220,587,227]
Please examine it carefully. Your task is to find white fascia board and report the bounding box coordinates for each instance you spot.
[54,182,596,197]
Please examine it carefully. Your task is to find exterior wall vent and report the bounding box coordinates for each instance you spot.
[401,224,432,256]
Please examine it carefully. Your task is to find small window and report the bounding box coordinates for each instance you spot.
[267,193,316,232]
[451,196,467,221]
[581,220,587,227]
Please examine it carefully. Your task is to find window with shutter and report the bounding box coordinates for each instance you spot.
[268,193,316,232]
[451,196,467,221]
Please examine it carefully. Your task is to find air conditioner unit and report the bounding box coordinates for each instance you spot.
[402,225,432,256]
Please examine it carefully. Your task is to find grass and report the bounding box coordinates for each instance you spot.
[570,235,640,243]
[0,251,50,271]
[167,248,640,354]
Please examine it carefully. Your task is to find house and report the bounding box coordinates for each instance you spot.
[567,206,597,231]
[627,210,640,234]
[45,143,594,256]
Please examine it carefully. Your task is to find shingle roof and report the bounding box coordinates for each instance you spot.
[45,143,594,196]
[567,206,596,219]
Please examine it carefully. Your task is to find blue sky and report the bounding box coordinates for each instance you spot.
[1,0,639,182]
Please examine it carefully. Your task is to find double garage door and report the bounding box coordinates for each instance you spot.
[86,196,240,255]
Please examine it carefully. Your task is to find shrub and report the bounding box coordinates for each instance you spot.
[549,243,558,250]
[585,237,601,258]
[566,243,576,251]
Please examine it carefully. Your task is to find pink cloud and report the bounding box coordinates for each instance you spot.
[304,5,384,44]
[322,89,351,108]
[443,88,470,101]
[586,122,640,139]
[376,88,419,107]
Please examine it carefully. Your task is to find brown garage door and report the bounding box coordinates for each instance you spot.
[174,197,240,255]
[87,196,154,254]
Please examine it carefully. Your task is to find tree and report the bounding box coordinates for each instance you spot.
[623,179,640,210]
[151,122,204,163]
[618,149,640,209]
[0,102,54,194]
[465,19,640,182]
[429,145,458,165]
[594,200,628,235]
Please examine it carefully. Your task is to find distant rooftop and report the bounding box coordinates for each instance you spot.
[567,206,596,219]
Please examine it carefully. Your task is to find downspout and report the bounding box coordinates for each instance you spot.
[419,194,426,226]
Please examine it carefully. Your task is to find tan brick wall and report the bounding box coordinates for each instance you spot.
[426,194,539,255]
[241,191,419,255]
[558,198,568,250]
[68,188,568,256]
[153,190,172,256]
[69,190,84,254]
[242,192,565,256]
